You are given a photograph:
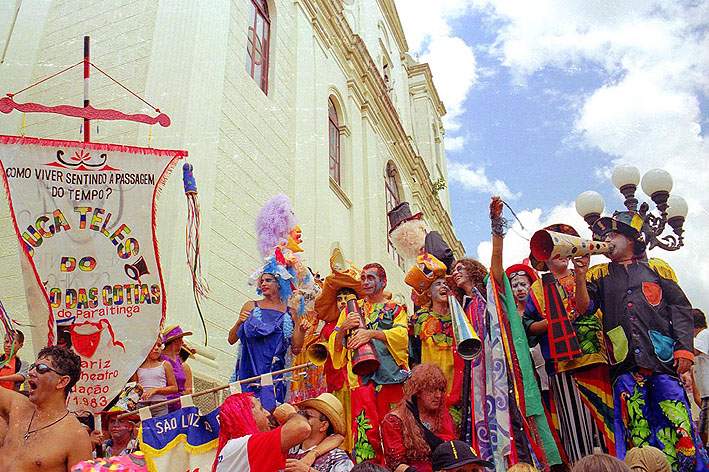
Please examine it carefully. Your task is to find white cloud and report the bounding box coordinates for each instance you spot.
[445,135,467,152]
[470,0,709,308]
[395,0,477,143]
[447,161,520,200]
[420,36,478,134]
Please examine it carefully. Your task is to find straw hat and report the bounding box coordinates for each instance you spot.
[314,248,363,323]
[180,340,196,359]
[161,324,193,345]
[297,392,346,435]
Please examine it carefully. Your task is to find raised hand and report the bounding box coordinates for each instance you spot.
[490,195,503,220]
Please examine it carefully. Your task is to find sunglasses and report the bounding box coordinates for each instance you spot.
[298,410,327,422]
[29,363,67,376]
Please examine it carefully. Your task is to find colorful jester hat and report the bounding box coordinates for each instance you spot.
[314,248,363,323]
[404,253,448,306]
[591,210,646,241]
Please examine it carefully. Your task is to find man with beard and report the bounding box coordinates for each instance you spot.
[388,202,455,272]
[329,262,408,465]
[0,345,91,471]
[574,211,708,471]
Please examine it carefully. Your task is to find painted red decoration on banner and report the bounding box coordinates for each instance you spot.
[0,97,171,127]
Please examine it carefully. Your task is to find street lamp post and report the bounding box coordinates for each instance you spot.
[575,165,688,251]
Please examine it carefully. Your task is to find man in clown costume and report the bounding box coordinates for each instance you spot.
[328,262,408,465]
[405,254,456,393]
[575,211,708,471]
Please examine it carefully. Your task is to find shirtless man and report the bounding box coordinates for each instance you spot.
[0,345,91,471]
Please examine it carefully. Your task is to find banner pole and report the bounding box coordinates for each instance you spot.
[83,35,90,143]
[115,362,313,420]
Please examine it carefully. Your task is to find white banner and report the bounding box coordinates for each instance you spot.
[0,135,185,413]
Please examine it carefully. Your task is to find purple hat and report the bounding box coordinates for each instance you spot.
[161,324,193,345]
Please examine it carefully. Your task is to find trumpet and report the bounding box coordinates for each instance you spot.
[448,295,482,360]
[306,342,329,366]
[530,229,612,262]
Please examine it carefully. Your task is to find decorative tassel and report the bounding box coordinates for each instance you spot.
[183,163,209,345]
[0,300,18,367]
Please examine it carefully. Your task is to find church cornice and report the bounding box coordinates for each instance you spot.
[407,62,446,118]
[374,0,409,55]
[303,0,465,256]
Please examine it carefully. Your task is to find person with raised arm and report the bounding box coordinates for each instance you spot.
[214,393,311,472]
[0,345,91,471]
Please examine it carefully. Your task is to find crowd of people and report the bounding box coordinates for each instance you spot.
[0,192,707,472]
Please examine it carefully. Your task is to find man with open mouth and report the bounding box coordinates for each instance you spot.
[0,345,91,471]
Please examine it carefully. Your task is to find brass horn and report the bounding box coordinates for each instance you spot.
[530,230,612,262]
[448,295,482,360]
[306,342,329,366]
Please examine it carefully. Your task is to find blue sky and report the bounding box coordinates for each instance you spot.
[394,1,709,309]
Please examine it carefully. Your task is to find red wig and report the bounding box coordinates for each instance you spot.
[362,263,387,285]
[212,393,259,472]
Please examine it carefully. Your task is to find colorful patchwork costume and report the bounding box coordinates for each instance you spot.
[329,299,409,465]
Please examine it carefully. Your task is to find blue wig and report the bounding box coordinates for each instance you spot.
[256,256,297,303]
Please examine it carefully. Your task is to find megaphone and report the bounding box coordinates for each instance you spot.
[306,342,329,366]
[348,298,380,376]
[530,230,612,262]
[448,295,482,360]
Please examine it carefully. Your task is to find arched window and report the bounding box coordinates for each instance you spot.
[246,0,270,93]
[385,163,404,268]
[328,98,341,185]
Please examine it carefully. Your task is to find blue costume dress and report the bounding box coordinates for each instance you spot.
[235,302,293,411]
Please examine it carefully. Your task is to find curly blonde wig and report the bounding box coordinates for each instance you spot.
[389,219,427,259]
